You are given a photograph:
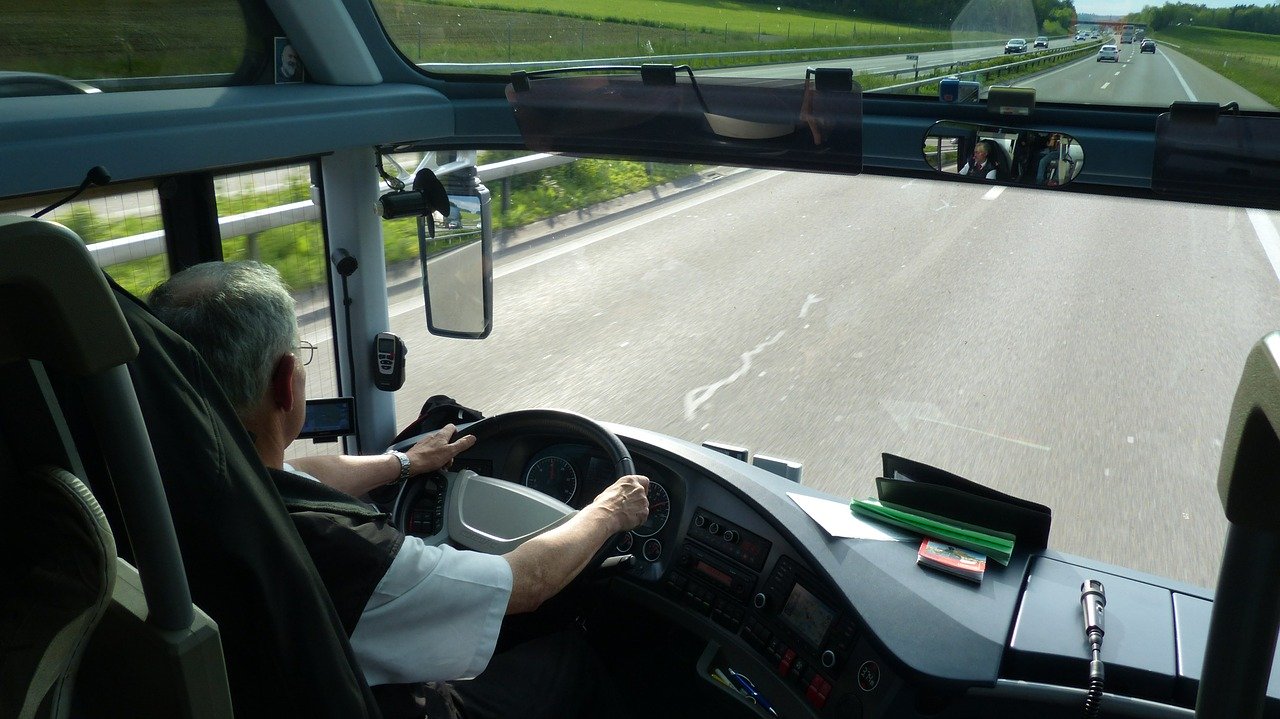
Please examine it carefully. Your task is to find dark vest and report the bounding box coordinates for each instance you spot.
[966,160,994,178]
[268,468,462,719]
[269,468,402,633]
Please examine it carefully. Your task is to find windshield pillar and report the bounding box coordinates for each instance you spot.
[319,147,396,453]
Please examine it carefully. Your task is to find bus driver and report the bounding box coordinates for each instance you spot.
[149,260,650,719]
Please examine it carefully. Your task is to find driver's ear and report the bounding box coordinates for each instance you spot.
[268,354,298,413]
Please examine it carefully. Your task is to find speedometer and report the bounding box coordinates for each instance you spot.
[631,481,670,537]
[524,456,577,504]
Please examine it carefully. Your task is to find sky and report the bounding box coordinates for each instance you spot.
[1076,0,1270,15]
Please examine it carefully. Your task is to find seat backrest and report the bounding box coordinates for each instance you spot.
[0,214,379,718]
[0,464,116,719]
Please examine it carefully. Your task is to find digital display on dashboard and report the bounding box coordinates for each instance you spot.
[695,560,732,587]
[780,583,835,648]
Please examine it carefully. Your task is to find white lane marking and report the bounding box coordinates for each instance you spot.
[1247,208,1280,284]
[1100,82,1111,89]
[1114,71,1121,76]
[982,186,1005,201]
[918,416,1052,452]
[900,179,916,189]
[1160,50,1197,101]
[496,170,784,281]
[798,294,823,318]
[684,331,786,419]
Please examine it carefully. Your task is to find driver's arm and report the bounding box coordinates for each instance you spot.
[290,424,476,497]
[502,474,650,614]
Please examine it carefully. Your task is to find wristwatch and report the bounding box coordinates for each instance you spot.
[387,449,411,481]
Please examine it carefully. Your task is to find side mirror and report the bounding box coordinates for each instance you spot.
[923,121,1085,187]
[419,167,493,339]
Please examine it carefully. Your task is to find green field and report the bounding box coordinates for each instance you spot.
[1155,26,1280,107]
[376,0,975,65]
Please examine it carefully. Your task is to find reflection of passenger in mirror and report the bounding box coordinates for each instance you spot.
[1035,133,1063,186]
[960,140,998,180]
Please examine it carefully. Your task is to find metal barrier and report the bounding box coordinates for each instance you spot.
[870,41,1103,94]
[86,154,571,267]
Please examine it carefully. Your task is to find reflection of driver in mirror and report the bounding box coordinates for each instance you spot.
[960,140,998,180]
[149,260,652,719]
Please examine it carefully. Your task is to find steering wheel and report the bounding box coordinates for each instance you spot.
[389,409,636,567]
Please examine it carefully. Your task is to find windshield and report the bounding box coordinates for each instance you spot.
[374,0,1279,110]
[361,0,1280,592]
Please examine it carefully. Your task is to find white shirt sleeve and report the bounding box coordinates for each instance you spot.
[349,537,513,685]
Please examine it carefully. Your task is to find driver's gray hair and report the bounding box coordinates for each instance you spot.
[149,261,298,417]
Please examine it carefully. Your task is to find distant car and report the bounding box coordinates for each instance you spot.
[1034,36,1049,49]
[1097,44,1119,62]
[1076,33,1087,41]
[1140,39,1156,53]
[1005,38,1028,54]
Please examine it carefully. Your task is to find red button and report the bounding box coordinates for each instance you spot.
[778,648,796,676]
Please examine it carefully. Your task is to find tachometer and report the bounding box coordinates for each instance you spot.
[524,456,577,504]
[632,481,670,537]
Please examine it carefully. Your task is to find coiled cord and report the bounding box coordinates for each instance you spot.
[1083,654,1105,718]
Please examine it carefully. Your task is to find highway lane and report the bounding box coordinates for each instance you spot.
[709,37,1080,80]
[329,167,1280,592]
[1013,39,1274,109]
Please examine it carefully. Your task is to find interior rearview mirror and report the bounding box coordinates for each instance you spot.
[923,121,1084,187]
[419,168,493,339]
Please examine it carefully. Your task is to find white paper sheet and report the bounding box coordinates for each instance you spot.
[787,492,915,542]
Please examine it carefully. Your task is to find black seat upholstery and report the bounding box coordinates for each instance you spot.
[0,465,116,719]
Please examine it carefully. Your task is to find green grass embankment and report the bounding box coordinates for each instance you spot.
[1153,26,1280,107]
[378,0,988,65]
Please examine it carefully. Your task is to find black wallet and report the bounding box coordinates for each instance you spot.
[878,453,1052,551]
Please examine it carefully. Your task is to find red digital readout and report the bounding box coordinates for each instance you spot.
[696,560,733,587]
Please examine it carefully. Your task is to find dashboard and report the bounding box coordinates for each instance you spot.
[394,430,891,718]
[392,423,1251,718]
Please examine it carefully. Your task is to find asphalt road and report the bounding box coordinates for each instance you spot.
[312,165,1280,592]
[1012,40,1274,109]
[708,37,1080,80]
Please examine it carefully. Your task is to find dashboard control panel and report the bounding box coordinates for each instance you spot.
[664,509,861,713]
[688,508,771,570]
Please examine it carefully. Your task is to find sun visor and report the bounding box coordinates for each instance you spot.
[505,65,862,175]
[1153,106,1280,208]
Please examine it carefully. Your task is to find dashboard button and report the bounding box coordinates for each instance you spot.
[708,522,721,535]
[822,649,836,668]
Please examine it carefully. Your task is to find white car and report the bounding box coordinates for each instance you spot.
[1097,44,1119,62]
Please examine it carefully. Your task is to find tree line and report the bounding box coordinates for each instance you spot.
[1131,2,1280,34]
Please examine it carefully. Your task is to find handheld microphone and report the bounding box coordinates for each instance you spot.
[1081,579,1106,650]
[1081,579,1107,718]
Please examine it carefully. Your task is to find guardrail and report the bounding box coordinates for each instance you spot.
[869,41,1102,94]
[85,154,572,267]
[416,38,1005,74]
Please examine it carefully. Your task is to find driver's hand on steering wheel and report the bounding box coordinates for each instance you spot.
[589,475,650,534]
[404,424,477,475]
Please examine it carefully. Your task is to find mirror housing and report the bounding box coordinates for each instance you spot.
[419,166,493,339]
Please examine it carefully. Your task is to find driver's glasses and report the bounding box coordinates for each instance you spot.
[294,340,316,366]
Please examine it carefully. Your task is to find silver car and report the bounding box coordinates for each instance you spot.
[1097,44,1119,62]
